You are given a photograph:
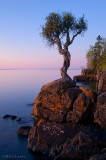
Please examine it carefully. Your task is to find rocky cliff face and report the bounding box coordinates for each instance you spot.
[27,78,106,160]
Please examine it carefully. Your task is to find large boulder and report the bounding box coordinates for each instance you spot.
[28,119,83,155]
[94,93,106,129]
[28,121,106,159]
[67,92,94,124]
[32,78,82,123]
[27,78,106,160]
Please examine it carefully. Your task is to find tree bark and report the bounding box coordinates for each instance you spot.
[61,50,71,78]
[56,37,71,78]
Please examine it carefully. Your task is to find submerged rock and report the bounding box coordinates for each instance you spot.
[10,115,17,120]
[3,114,10,118]
[3,114,17,120]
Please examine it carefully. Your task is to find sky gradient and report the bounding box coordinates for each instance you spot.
[0,0,106,69]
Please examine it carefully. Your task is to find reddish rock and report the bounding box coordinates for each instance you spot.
[57,125,105,160]
[94,93,106,129]
[28,119,83,154]
[79,86,97,102]
[17,126,31,136]
[32,78,82,123]
[67,92,94,124]
[28,78,106,160]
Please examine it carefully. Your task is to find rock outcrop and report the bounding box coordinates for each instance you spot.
[17,126,31,136]
[94,93,106,129]
[27,77,106,160]
[73,75,97,82]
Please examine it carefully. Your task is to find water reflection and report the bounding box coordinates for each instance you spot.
[0,69,82,160]
[77,81,96,91]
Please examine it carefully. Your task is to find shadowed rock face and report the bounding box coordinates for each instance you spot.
[94,93,106,129]
[67,92,94,124]
[27,78,106,160]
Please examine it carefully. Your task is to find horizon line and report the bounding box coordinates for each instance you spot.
[0,68,82,71]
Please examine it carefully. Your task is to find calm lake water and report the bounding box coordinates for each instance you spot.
[0,70,96,160]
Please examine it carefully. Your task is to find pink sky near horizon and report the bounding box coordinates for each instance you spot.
[1,0,105,70]
[0,49,87,70]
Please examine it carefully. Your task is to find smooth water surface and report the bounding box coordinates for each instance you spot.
[0,69,96,160]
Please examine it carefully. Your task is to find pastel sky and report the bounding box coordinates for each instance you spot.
[0,0,106,69]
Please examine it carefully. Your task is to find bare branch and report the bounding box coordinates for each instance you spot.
[69,30,81,45]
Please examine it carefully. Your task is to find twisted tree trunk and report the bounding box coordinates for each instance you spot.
[56,37,71,78]
[61,50,71,78]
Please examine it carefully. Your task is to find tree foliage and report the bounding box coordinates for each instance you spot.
[41,12,87,78]
[86,35,106,74]
[42,12,87,48]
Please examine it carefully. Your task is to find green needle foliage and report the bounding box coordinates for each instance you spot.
[41,11,87,78]
[42,12,87,47]
[86,35,106,74]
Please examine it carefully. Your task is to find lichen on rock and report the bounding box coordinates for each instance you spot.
[27,78,106,160]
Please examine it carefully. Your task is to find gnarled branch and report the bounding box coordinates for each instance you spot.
[69,30,82,45]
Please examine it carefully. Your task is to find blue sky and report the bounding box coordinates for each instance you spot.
[0,0,106,69]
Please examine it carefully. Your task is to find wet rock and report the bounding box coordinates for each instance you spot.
[10,115,17,120]
[94,93,106,129]
[16,117,34,125]
[16,117,22,122]
[3,114,17,120]
[27,103,34,106]
[2,114,10,118]
[17,126,31,136]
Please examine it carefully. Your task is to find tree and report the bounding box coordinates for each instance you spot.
[86,35,106,74]
[41,12,87,78]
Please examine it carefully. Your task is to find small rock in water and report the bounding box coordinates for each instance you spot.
[2,114,10,118]
[27,103,34,106]
[3,114,17,120]
[16,117,33,125]
[17,126,31,136]
[16,117,22,122]
[10,115,17,120]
